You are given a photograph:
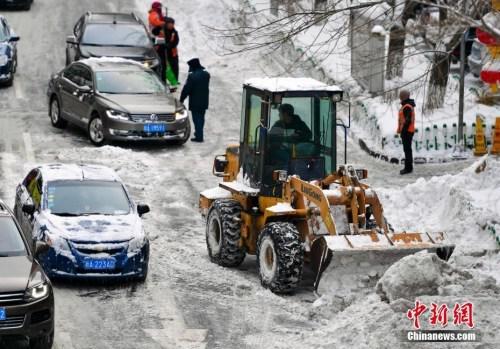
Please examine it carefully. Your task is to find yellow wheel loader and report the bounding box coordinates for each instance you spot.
[199,78,454,294]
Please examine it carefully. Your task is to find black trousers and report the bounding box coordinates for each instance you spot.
[155,44,167,82]
[401,131,414,170]
[167,56,179,81]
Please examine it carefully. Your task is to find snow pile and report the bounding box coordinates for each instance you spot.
[375,252,486,303]
[379,156,500,253]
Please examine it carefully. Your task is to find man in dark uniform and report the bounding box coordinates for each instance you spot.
[180,58,210,142]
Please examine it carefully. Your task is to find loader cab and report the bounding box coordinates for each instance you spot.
[240,78,343,197]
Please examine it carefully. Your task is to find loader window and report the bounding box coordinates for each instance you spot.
[264,96,335,180]
[246,94,262,148]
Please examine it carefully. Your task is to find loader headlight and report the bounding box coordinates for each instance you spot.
[331,93,342,102]
[272,170,288,182]
[175,109,188,120]
[106,109,130,121]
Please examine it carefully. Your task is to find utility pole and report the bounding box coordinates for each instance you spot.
[457,0,467,145]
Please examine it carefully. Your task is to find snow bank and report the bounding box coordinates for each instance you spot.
[379,156,500,253]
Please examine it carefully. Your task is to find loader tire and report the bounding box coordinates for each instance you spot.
[257,222,304,294]
[206,199,246,267]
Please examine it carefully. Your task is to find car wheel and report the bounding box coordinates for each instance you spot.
[12,57,17,74]
[88,115,106,146]
[173,121,191,145]
[4,74,13,87]
[137,262,149,282]
[29,330,54,349]
[49,97,67,129]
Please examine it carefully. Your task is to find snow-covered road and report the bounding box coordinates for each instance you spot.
[0,0,495,348]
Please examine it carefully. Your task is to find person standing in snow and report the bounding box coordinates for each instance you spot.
[164,17,179,81]
[180,58,210,143]
[397,89,416,175]
[148,1,167,82]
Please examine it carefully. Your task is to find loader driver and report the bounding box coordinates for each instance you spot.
[268,103,313,164]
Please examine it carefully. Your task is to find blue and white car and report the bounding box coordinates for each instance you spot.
[0,16,20,86]
[14,164,150,281]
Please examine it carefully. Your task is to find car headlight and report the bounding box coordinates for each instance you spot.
[128,234,147,253]
[175,109,188,120]
[144,59,160,68]
[45,233,71,252]
[106,109,130,121]
[24,270,49,302]
[0,55,9,66]
[25,283,49,302]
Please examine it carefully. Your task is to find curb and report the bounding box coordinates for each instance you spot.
[487,223,500,247]
[358,139,470,165]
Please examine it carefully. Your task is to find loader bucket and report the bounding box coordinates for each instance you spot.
[311,232,455,295]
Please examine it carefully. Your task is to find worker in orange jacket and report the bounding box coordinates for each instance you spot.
[149,1,167,82]
[397,89,416,175]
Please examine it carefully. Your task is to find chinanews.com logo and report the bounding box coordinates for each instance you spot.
[404,300,480,342]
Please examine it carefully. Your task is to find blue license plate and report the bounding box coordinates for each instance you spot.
[84,258,116,270]
[144,123,166,133]
[0,308,5,321]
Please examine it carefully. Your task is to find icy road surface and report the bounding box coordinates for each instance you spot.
[0,0,484,348]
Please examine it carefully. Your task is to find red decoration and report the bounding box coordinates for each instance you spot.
[477,28,500,46]
[480,69,500,84]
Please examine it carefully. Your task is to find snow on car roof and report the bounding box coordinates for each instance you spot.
[80,57,146,70]
[38,164,121,182]
[244,77,342,93]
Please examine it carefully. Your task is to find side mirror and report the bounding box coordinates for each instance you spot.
[78,85,92,94]
[66,35,77,45]
[137,204,150,217]
[9,35,20,42]
[34,241,49,257]
[213,155,228,177]
[22,203,36,216]
[355,169,368,180]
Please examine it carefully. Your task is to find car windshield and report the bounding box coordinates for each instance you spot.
[0,217,27,257]
[47,181,131,216]
[81,24,150,47]
[96,70,165,94]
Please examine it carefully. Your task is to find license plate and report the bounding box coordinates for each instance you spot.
[0,308,5,321]
[144,123,166,133]
[84,258,116,270]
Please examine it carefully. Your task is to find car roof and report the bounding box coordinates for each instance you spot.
[78,57,148,72]
[244,78,343,93]
[85,12,141,25]
[37,164,122,182]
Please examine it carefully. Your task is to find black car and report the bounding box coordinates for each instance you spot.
[0,0,33,11]
[0,200,54,349]
[65,12,160,73]
[47,58,190,146]
[0,16,20,87]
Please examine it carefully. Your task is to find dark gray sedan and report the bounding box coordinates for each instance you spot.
[47,58,190,146]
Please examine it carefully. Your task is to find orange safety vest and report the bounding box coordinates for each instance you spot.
[148,10,165,38]
[398,104,415,133]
